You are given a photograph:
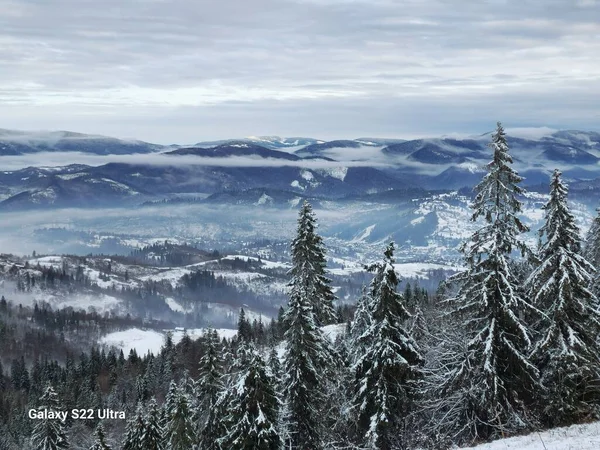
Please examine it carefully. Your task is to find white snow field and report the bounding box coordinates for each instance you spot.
[462,421,600,449]
[100,327,238,355]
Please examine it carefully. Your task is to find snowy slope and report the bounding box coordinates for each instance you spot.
[462,421,600,449]
[100,327,238,355]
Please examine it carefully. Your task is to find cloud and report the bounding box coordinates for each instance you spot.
[0,151,392,171]
[1,0,599,142]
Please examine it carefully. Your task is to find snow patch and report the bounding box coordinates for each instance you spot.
[463,420,600,449]
[101,328,165,356]
[300,170,314,181]
[255,193,273,205]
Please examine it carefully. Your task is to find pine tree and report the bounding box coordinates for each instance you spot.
[89,423,111,450]
[197,328,225,450]
[220,345,283,449]
[525,169,600,426]
[289,200,337,325]
[31,385,69,450]
[164,382,197,450]
[436,122,540,443]
[283,244,336,449]
[140,398,164,450]
[352,242,423,449]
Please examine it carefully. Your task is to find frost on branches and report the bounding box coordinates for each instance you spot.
[31,385,69,450]
[219,344,282,449]
[196,328,225,450]
[282,202,338,449]
[583,208,600,295]
[435,122,540,444]
[163,381,196,450]
[352,242,423,449]
[525,169,600,426]
[288,200,337,326]
[89,423,112,450]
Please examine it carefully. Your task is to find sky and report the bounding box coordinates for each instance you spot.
[1,0,599,144]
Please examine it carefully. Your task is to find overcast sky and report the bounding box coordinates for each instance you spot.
[1,0,599,144]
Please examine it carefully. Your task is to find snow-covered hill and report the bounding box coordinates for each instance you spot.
[462,421,600,449]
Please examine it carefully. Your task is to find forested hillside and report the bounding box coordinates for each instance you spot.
[1,123,600,449]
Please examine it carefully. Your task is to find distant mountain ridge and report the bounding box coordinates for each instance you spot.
[1,127,600,210]
[0,129,162,155]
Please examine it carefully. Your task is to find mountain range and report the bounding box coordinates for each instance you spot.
[0,128,599,210]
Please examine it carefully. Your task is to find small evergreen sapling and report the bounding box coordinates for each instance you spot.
[89,423,112,450]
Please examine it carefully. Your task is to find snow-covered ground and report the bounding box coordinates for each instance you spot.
[100,328,165,356]
[463,421,600,450]
[100,327,238,355]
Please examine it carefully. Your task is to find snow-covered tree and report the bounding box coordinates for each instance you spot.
[349,286,371,360]
[197,328,225,450]
[237,308,253,342]
[220,345,282,449]
[583,208,600,294]
[526,169,600,426]
[435,122,540,443]
[89,423,111,450]
[163,381,196,450]
[283,245,336,449]
[289,200,337,325]
[352,242,423,449]
[30,385,69,450]
[140,398,164,450]
[267,345,282,386]
[122,405,144,450]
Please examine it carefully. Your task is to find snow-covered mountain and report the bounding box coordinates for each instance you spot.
[1,127,599,210]
[0,129,162,155]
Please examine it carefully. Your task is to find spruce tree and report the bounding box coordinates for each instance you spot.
[526,169,600,426]
[122,405,144,450]
[220,345,282,449]
[89,423,111,450]
[283,241,336,449]
[352,242,423,449]
[349,286,371,359]
[164,382,197,450]
[437,122,540,443]
[289,200,337,325]
[237,308,253,342]
[31,385,69,450]
[197,328,225,450]
[583,208,600,294]
[140,398,164,450]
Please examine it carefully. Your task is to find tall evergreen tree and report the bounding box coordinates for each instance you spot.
[89,423,111,450]
[352,242,423,449]
[197,328,225,450]
[436,122,540,443]
[220,345,282,449]
[583,208,600,294]
[283,232,336,449]
[289,200,337,325]
[349,286,371,359]
[122,405,144,450]
[237,308,253,342]
[525,169,600,425]
[140,399,164,450]
[164,382,197,450]
[31,385,69,450]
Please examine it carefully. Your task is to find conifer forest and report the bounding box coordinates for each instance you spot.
[2,123,600,449]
